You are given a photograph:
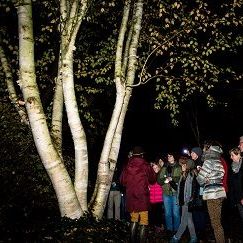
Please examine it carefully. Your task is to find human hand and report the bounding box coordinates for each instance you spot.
[164,177,172,183]
[241,199,243,205]
[196,166,201,171]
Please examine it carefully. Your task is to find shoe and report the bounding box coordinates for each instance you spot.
[189,236,198,243]
[170,235,179,243]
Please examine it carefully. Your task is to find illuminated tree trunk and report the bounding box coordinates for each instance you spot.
[60,0,89,211]
[0,45,28,125]
[17,0,82,219]
[92,0,144,219]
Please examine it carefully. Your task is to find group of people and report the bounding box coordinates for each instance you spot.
[106,136,243,243]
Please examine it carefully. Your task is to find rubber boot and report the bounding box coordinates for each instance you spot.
[138,225,147,243]
[130,222,138,243]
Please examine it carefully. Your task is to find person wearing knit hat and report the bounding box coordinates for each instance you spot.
[190,147,206,241]
[191,147,203,168]
[191,147,202,158]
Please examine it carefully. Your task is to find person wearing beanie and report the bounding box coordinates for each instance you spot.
[120,146,156,243]
[170,156,197,243]
[191,147,203,167]
[190,147,206,241]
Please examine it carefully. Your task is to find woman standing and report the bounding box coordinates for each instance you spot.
[229,148,243,223]
[197,141,226,243]
[170,157,197,243]
[157,153,181,235]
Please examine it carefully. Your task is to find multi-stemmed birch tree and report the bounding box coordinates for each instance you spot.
[1,0,243,220]
[0,0,144,219]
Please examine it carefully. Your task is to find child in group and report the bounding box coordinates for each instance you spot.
[149,162,164,233]
[170,156,197,243]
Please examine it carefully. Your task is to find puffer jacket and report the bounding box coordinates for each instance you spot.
[149,182,163,204]
[197,146,226,200]
[120,156,156,212]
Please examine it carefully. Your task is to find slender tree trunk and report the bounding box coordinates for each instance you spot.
[0,45,28,125]
[51,56,64,155]
[17,0,82,219]
[92,0,144,219]
[60,0,89,211]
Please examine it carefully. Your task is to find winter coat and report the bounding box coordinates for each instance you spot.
[149,182,163,204]
[197,146,226,200]
[229,159,243,206]
[157,163,181,196]
[176,172,197,205]
[120,156,156,212]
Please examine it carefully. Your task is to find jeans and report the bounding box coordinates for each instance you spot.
[163,194,180,231]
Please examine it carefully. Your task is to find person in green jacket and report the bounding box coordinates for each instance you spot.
[157,152,182,235]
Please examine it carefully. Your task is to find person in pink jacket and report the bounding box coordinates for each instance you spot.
[149,162,164,233]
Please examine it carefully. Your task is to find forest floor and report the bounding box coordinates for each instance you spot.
[1,207,243,243]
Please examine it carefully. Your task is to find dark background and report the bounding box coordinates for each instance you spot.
[118,80,243,164]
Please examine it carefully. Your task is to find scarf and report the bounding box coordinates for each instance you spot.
[231,158,242,173]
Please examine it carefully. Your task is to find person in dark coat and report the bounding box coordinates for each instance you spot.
[229,148,243,225]
[190,147,207,241]
[120,146,156,243]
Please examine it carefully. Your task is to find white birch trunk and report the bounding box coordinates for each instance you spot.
[17,0,82,219]
[60,0,89,211]
[0,45,28,125]
[92,0,144,219]
[51,58,64,155]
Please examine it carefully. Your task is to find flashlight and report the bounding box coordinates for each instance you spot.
[183,149,189,154]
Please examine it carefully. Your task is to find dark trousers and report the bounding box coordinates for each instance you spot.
[149,202,163,227]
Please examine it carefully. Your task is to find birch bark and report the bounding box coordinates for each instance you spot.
[92,0,144,219]
[0,45,28,125]
[17,0,82,219]
[59,0,89,211]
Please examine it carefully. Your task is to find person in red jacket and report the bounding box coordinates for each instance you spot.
[120,146,156,243]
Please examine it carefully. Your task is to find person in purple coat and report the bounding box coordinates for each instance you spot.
[120,146,156,243]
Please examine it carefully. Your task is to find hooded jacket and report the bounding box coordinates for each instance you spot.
[197,146,226,200]
[120,156,156,212]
